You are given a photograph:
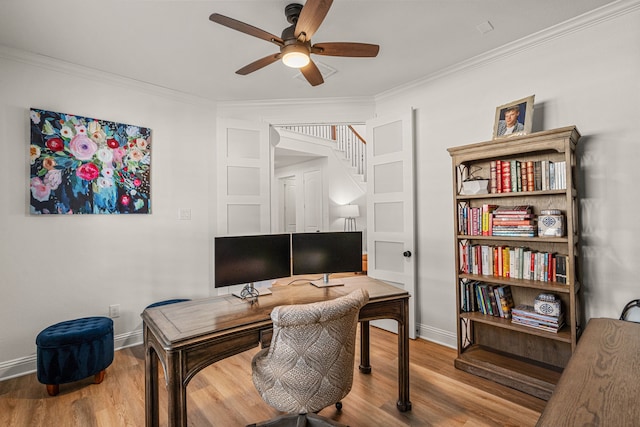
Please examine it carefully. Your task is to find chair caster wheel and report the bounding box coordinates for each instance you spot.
[335,401,342,411]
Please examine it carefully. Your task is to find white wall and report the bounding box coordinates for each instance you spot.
[375,3,640,345]
[0,48,216,378]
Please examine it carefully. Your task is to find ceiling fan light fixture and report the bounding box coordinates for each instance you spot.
[281,44,310,68]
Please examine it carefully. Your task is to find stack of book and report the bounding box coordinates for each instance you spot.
[511,304,565,333]
[492,205,536,237]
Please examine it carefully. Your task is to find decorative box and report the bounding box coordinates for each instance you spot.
[534,293,561,317]
[538,209,564,237]
[461,179,489,195]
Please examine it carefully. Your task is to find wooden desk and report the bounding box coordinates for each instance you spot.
[536,318,640,426]
[141,275,412,427]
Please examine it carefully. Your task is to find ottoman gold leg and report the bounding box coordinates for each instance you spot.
[94,369,106,384]
[46,384,59,396]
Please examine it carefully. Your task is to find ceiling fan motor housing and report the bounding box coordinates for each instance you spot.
[285,3,303,24]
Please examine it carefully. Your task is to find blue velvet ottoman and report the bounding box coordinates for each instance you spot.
[36,316,114,396]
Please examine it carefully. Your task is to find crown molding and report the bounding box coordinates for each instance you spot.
[0,44,217,109]
[375,0,640,102]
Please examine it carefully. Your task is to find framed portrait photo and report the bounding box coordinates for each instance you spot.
[492,95,534,139]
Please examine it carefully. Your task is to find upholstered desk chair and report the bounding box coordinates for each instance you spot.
[249,288,369,427]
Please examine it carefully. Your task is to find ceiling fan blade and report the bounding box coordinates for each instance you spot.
[295,0,333,41]
[311,42,380,57]
[300,60,324,86]
[209,13,283,46]
[236,53,282,75]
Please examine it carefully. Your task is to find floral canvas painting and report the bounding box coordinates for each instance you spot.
[30,109,151,214]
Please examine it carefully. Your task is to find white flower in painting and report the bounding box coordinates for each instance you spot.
[97,176,114,189]
[126,126,140,138]
[75,125,87,135]
[60,125,74,139]
[88,121,101,134]
[30,145,41,164]
[97,147,114,164]
[135,138,148,149]
[30,110,41,124]
[102,167,114,178]
[44,169,62,190]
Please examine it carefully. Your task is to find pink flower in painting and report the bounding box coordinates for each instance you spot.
[44,169,62,190]
[133,178,141,187]
[112,147,126,163]
[69,134,97,160]
[120,194,131,206]
[30,177,51,202]
[76,162,100,181]
[46,137,65,152]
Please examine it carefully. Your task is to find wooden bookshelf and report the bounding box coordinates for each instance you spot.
[448,126,583,400]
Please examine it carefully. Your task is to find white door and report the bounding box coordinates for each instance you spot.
[303,169,322,232]
[366,111,417,339]
[283,177,297,232]
[216,118,272,235]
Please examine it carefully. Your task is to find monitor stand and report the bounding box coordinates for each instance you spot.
[232,283,272,299]
[311,274,345,288]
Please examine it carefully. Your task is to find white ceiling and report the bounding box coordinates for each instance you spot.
[0,0,617,102]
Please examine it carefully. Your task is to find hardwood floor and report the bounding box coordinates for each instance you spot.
[0,327,545,426]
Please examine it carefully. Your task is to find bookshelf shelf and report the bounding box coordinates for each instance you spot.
[448,126,582,401]
[460,312,573,343]
[457,235,569,243]
[455,189,568,200]
[458,273,572,293]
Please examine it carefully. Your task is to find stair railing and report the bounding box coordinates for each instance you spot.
[275,124,367,176]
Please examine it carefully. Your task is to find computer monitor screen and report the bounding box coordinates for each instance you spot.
[291,231,363,281]
[214,233,291,288]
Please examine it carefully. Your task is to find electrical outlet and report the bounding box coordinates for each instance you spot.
[109,304,120,318]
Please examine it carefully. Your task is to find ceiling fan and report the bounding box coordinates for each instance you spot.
[209,0,380,86]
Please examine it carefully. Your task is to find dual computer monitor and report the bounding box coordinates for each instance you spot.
[214,231,363,290]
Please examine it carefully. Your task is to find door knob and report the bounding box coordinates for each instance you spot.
[403,251,412,258]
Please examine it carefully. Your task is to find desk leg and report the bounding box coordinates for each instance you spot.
[359,321,371,374]
[144,326,159,427]
[166,352,188,427]
[397,298,412,412]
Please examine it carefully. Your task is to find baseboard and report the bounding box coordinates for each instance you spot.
[417,323,457,349]
[0,329,144,382]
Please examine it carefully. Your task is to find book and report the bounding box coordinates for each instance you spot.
[493,205,533,215]
[526,161,534,191]
[534,161,542,190]
[490,161,497,193]
[496,286,514,318]
[501,161,511,193]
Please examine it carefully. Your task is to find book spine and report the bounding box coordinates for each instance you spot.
[526,161,534,191]
[534,161,542,190]
[490,161,497,193]
[501,161,511,192]
[496,160,503,193]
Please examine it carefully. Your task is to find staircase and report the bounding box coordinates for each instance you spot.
[275,124,367,179]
